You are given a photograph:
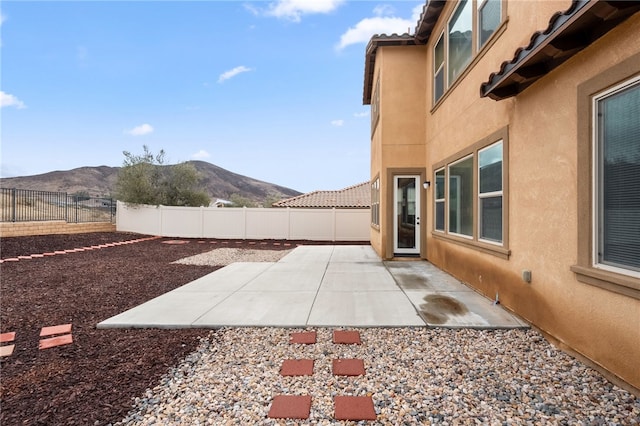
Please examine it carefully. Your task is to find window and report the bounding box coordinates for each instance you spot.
[448,0,473,84]
[371,76,380,133]
[432,127,509,258]
[434,169,445,231]
[448,155,473,237]
[371,178,380,227]
[478,141,503,243]
[573,56,640,299]
[593,76,640,275]
[433,0,504,106]
[434,34,445,104]
[478,0,501,48]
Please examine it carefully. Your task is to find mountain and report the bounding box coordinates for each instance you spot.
[0,161,302,204]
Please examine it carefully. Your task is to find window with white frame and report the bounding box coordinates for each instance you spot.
[371,178,380,227]
[434,169,445,231]
[432,128,508,257]
[593,76,640,275]
[448,155,474,237]
[433,0,504,105]
[434,34,445,104]
[448,0,473,84]
[478,141,503,243]
[478,0,501,49]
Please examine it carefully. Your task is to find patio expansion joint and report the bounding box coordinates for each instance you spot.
[302,246,334,326]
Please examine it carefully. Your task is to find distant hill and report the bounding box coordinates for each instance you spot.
[0,161,302,204]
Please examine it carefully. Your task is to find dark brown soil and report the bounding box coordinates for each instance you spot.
[0,232,359,425]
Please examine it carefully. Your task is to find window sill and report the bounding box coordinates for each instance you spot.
[432,231,510,259]
[570,265,640,300]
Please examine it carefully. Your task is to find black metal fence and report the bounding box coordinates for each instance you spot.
[1,188,116,223]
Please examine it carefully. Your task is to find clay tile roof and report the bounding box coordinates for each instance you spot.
[272,182,370,209]
[481,0,640,100]
[363,33,417,105]
[363,0,446,105]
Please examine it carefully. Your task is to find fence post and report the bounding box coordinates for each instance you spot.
[11,188,17,222]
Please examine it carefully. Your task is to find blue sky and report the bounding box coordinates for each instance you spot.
[1,0,423,193]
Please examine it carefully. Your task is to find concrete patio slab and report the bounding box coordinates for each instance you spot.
[191,291,317,327]
[97,245,529,330]
[307,291,425,327]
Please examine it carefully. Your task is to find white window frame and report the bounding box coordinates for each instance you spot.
[477,0,502,50]
[447,154,474,239]
[434,168,446,232]
[478,140,503,245]
[591,74,640,279]
[434,32,446,104]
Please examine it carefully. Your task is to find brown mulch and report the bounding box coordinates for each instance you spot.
[0,232,362,425]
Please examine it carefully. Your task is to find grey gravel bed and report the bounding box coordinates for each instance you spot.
[113,327,639,425]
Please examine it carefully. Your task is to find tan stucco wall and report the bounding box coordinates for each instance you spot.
[369,0,639,391]
[370,46,428,259]
[419,1,640,392]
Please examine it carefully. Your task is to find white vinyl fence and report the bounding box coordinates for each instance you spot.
[116,201,370,241]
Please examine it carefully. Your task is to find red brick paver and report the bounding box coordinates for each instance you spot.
[40,323,72,337]
[0,344,15,357]
[333,359,365,376]
[333,330,362,344]
[334,395,376,420]
[268,395,312,419]
[289,331,317,344]
[39,334,73,350]
[0,332,16,343]
[281,359,314,376]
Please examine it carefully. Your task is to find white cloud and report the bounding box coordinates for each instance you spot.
[1,91,26,109]
[373,4,395,17]
[126,123,154,136]
[192,150,211,159]
[331,119,344,127]
[218,65,253,83]
[336,3,424,51]
[353,111,369,118]
[266,0,345,22]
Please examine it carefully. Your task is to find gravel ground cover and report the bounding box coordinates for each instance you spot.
[114,328,639,425]
[1,232,638,425]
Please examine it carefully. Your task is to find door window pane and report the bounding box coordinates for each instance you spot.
[448,0,472,84]
[448,156,473,236]
[397,178,417,249]
[596,79,640,272]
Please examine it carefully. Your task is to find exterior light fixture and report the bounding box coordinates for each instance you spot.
[423,181,431,189]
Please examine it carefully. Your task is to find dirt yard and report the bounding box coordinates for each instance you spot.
[0,232,307,425]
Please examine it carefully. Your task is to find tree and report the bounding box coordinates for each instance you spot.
[115,145,211,207]
[229,193,256,207]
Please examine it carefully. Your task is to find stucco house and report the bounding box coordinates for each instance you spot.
[363,0,639,393]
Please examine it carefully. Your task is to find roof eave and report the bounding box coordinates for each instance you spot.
[481,0,640,100]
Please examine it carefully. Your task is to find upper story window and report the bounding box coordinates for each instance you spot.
[434,0,505,104]
[434,34,445,104]
[371,76,380,133]
[478,0,502,49]
[448,0,473,84]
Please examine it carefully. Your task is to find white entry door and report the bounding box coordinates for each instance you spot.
[393,175,420,255]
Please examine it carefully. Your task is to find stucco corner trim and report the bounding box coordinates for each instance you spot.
[571,265,640,301]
